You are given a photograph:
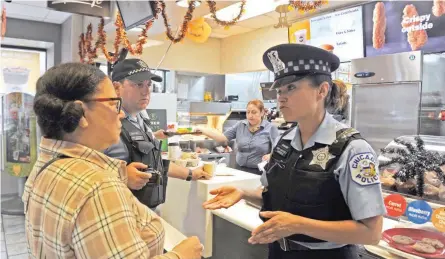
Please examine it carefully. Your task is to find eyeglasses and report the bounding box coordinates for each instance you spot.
[85,97,122,113]
[275,84,298,96]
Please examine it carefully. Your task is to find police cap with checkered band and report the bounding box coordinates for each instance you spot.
[111,58,163,83]
[263,44,340,89]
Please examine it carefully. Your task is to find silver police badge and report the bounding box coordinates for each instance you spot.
[137,60,148,68]
[267,50,285,74]
[310,146,335,170]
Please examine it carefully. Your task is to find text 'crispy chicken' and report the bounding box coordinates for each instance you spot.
[401,4,428,51]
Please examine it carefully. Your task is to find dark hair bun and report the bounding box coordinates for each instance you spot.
[60,102,84,133]
[33,63,106,139]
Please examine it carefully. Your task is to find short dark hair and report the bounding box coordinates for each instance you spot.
[33,63,107,139]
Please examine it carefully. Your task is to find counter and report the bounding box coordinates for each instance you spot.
[212,198,443,259]
[160,165,428,259]
[160,164,261,258]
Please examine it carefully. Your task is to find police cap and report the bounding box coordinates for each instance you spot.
[263,44,340,89]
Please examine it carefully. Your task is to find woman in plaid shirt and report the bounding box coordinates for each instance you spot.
[23,63,202,259]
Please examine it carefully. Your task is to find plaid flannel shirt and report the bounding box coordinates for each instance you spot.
[22,137,179,259]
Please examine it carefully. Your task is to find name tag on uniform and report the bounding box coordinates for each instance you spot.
[129,132,145,141]
[275,142,291,158]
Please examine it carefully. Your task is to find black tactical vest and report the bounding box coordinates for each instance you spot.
[261,127,362,243]
[120,117,168,208]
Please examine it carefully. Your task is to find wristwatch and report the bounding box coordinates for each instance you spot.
[186,169,193,181]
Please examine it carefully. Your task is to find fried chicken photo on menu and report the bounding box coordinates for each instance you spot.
[433,0,445,17]
[372,2,386,49]
[401,4,428,51]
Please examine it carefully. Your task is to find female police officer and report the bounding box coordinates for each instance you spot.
[203,44,386,259]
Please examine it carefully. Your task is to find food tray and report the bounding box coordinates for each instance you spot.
[382,228,445,258]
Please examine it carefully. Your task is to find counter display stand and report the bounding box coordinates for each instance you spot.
[365,135,445,259]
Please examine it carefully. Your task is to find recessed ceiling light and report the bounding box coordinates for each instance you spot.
[176,0,202,8]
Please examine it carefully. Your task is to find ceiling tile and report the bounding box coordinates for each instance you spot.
[12,1,48,8]
[236,15,277,29]
[211,25,253,37]
[209,32,230,39]
[4,2,50,19]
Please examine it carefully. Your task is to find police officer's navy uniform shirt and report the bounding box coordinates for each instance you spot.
[261,112,386,249]
[224,119,279,169]
[104,111,153,162]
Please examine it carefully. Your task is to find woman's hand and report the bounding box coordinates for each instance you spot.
[202,186,243,210]
[262,154,271,162]
[172,236,203,259]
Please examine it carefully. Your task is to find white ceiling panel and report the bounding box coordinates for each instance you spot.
[235,15,277,29]
[210,25,253,37]
[8,1,48,8]
[4,1,71,24]
[4,2,50,19]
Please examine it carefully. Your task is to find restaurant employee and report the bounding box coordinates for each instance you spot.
[104,59,211,209]
[198,99,279,174]
[203,44,385,259]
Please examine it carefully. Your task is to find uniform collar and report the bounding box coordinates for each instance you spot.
[242,119,267,128]
[38,137,127,182]
[289,112,340,151]
[123,108,144,123]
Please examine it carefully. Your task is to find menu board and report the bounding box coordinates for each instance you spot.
[310,7,364,62]
[145,109,167,132]
[289,7,364,62]
[364,1,445,57]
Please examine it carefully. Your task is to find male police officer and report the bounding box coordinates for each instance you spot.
[105,59,211,209]
[203,44,385,259]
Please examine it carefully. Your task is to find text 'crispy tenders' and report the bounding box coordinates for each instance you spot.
[372,2,386,49]
[401,4,428,51]
[433,0,445,17]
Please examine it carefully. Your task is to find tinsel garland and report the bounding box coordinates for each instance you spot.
[85,23,96,63]
[1,7,6,39]
[78,11,157,63]
[96,18,113,62]
[78,33,86,63]
[159,0,197,43]
[289,0,324,12]
[78,23,99,64]
[115,13,156,55]
[206,0,246,28]
[77,0,251,62]
[380,136,445,197]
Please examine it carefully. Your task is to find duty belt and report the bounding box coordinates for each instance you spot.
[278,238,310,251]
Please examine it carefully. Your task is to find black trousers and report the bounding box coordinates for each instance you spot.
[268,242,359,259]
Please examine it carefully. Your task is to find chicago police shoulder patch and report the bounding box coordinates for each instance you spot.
[349,152,380,186]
